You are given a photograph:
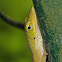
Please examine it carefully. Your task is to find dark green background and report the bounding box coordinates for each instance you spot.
[0,0,33,62]
[33,0,62,62]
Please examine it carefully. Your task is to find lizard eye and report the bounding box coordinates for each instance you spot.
[26,23,33,30]
[28,26,31,29]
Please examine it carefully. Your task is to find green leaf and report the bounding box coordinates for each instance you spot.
[33,0,62,62]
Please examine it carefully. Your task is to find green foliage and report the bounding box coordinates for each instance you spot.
[0,0,33,62]
[33,0,62,62]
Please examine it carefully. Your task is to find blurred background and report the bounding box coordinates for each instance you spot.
[0,0,33,62]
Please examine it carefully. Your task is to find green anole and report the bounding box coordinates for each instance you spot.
[25,6,47,62]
